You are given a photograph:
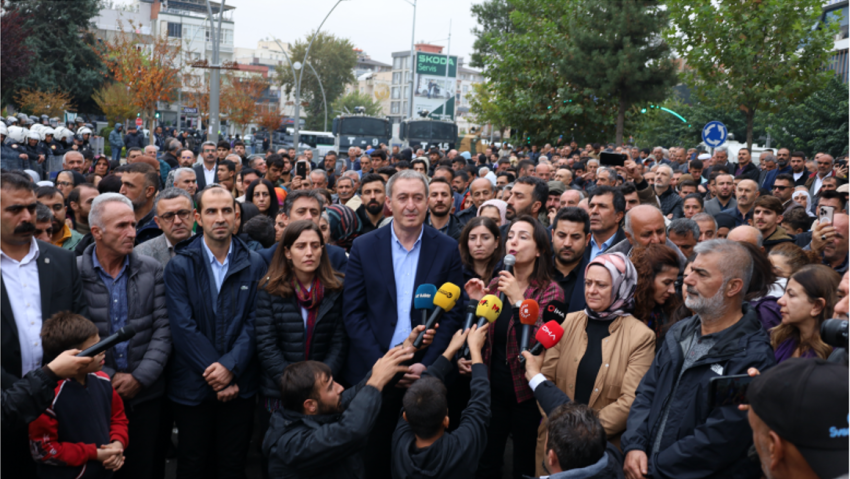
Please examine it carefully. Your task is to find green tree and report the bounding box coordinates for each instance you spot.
[766,76,849,157]
[557,0,676,145]
[3,0,106,112]
[331,91,382,117]
[474,0,617,146]
[469,0,521,69]
[665,0,837,150]
[275,32,356,131]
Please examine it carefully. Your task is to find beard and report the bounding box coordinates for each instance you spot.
[365,201,383,215]
[430,205,450,218]
[685,279,728,320]
[317,398,342,415]
[131,194,147,212]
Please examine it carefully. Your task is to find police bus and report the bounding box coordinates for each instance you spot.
[332,113,391,159]
[399,118,458,152]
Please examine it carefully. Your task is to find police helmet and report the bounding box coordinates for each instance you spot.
[27,130,41,142]
[7,126,26,143]
[0,123,7,136]
[79,127,92,136]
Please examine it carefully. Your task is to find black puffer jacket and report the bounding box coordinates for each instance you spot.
[256,285,348,398]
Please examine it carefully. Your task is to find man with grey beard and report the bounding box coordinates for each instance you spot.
[621,239,775,479]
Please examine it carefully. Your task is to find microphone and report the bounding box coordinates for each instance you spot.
[499,254,516,305]
[414,284,437,327]
[518,299,539,353]
[77,325,137,358]
[462,295,503,357]
[413,282,461,348]
[543,300,568,324]
[461,301,478,332]
[519,320,564,364]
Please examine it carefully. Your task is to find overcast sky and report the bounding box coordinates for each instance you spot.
[227,0,481,68]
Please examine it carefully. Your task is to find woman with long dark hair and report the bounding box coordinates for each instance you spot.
[773,264,840,362]
[246,178,279,218]
[459,216,504,286]
[631,244,683,341]
[464,215,565,479]
[255,220,347,415]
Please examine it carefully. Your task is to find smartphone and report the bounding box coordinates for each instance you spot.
[708,374,754,409]
[335,159,345,175]
[600,152,627,167]
[819,205,835,225]
[296,161,308,179]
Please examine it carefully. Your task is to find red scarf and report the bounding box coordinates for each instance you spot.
[292,276,325,356]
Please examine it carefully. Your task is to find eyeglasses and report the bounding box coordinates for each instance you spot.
[159,209,192,222]
[772,185,790,191]
[34,227,53,237]
[56,181,73,187]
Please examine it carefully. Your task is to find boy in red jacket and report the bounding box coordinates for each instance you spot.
[29,311,129,478]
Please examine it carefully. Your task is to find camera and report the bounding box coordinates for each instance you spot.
[821,319,848,349]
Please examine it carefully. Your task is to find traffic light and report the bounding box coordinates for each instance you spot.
[136,113,140,117]
[155,112,160,119]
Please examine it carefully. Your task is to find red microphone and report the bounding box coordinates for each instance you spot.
[518,299,539,353]
[519,320,564,364]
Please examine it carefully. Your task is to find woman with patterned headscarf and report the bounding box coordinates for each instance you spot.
[533,252,656,474]
[324,204,361,252]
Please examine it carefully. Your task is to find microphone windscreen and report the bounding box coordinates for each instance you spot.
[519,299,539,326]
[543,300,568,324]
[433,283,461,311]
[534,320,564,349]
[503,254,516,269]
[476,294,503,322]
[414,284,438,310]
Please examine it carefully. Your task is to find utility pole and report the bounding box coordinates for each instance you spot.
[442,20,452,121]
[405,0,417,120]
[205,0,225,144]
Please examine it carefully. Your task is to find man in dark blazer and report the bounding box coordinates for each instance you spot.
[257,190,348,274]
[193,141,218,190]
[0,172,88,478]
[343,170,464,478]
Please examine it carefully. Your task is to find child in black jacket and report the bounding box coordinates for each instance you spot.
[391,324,491,479]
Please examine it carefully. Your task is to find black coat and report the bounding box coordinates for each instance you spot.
[262,373,382,479]
[255,287,348,398]
[620,304,775,479]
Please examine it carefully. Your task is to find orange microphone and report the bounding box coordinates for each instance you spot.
[518,299,539,352]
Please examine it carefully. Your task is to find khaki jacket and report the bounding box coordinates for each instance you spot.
[534,311,655,476]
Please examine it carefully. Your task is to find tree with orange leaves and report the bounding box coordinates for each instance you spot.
[256,106,281,134]
[221,72,268,136]
[98,22,181,144]
[14,89,75,118]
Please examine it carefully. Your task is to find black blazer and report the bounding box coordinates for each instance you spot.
[585,227,627,261]
[193,163,218,190]
[1,241,88,390]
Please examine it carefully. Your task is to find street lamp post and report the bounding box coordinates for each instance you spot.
[272,39,329,136]
[205,0,226,144]
[403,0,417,120]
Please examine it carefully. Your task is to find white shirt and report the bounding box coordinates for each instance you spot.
[793,170,805,182]
[203,163,216,186]
[0,238,43,376]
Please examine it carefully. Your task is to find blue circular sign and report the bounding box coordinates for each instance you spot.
[702,121,728,148]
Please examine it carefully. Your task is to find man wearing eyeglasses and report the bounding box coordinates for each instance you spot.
[771,174,804,216]
[1,172,88,479]
[194,141,219,190]
[136,187,196,269]
[76,192,171,479]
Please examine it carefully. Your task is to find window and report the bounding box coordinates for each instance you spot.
[404,72,410,84]
[392,72,401,84]
[394,57,402,69]
[392,87,400,99]
[403,86,409,99]
[391,102,400,114]
[167,22,182,38]
[462,85,468,93]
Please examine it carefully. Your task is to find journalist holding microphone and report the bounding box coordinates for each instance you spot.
[534,252,655,476]
[465,215,565,479]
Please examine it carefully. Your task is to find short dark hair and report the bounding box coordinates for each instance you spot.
[434,166,455,179]
[325,150,338,158]
[98,175,123,194]
[40,311,99,363]
[219,159,236,173]
[689,159,704,170]
[497,171,516,183]
[360,173,385,192]
[551,206,590,235]
[546,402,607,471]
[232,140,245,148]
[678,179,698,191]
[515,176,549,206]
[0,172,34,191]
[35,185,62,200]
[455,170,469,183]
[618,182,637,196]
[377,166,397,178]
[370,149,387,162]
[588,185,625,214]
[282,189,324,216]
[280,361,332,413]
[216,140,231,150]
[267,154,285,170]
[755,195,784,215]
[791,151,806,160]
[243,215,276,248]
[124,162,160,193]
[774,173,794,185]
[819,189,846,210]
[783,207,813,232]
[411,159,427,170]
[683,193,704,208]
[395,160,411,170]
[517,159,534,173]
[239,168,260,181]
[402,376,448,439]
[429,177,452,191]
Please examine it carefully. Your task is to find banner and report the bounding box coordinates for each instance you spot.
[413,52,458,121]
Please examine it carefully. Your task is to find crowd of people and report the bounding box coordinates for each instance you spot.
[1,128,849,479]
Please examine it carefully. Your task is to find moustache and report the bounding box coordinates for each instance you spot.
[14,222,35,235]
[686,287,699,296]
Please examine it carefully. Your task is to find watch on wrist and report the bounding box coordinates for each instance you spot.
[514,300,523,309]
